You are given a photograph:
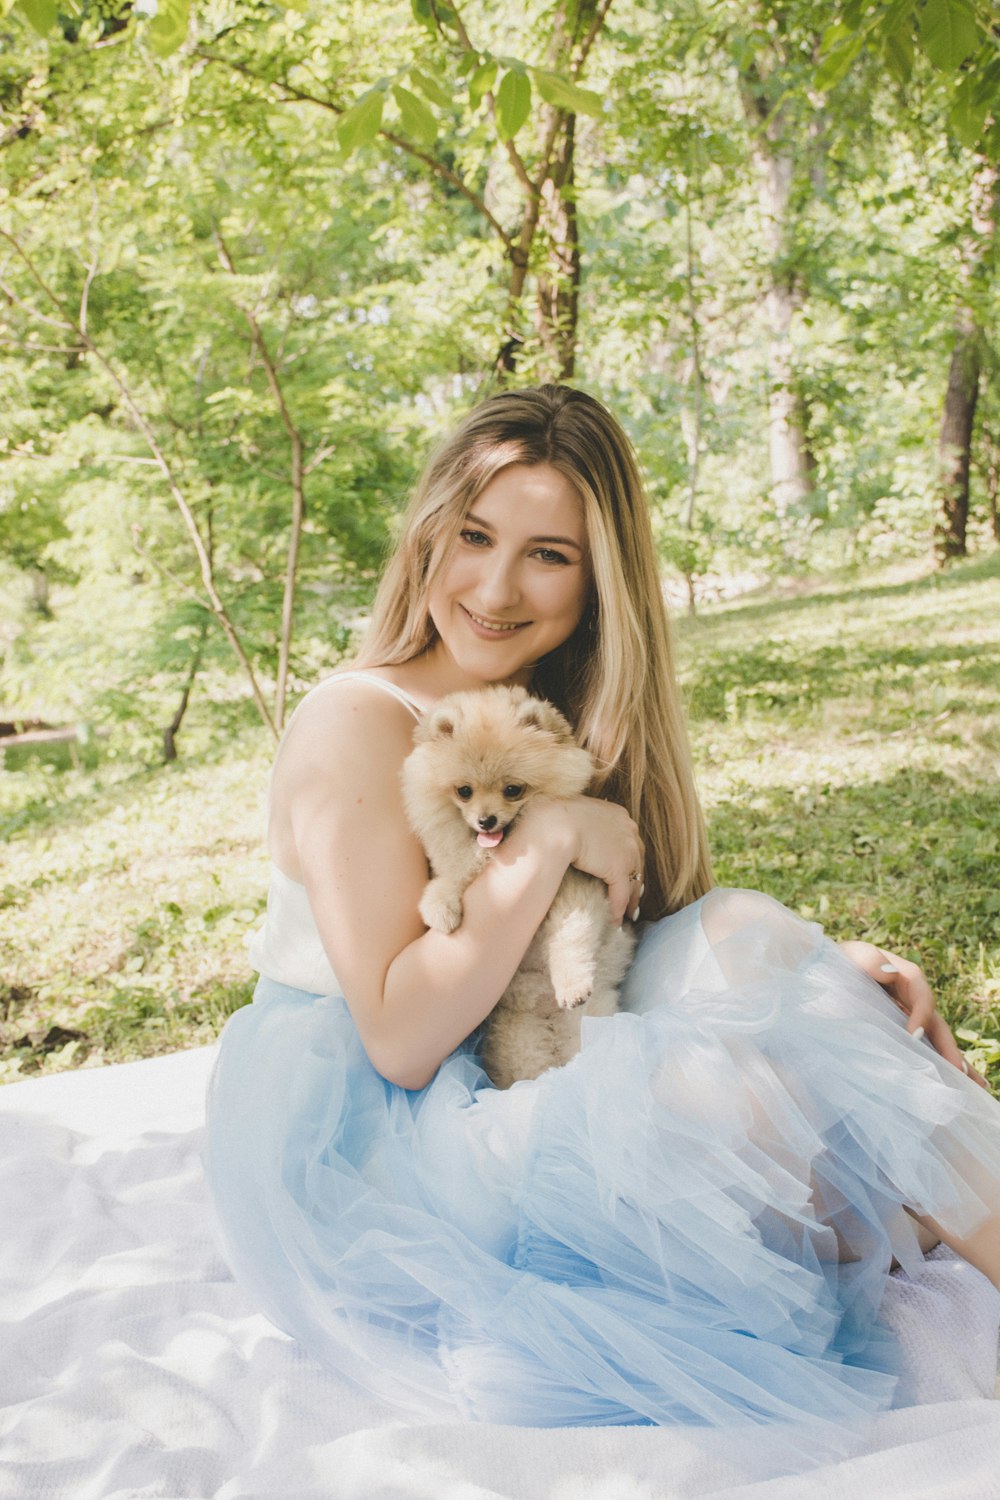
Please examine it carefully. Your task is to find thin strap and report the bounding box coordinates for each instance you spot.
[265,670,423,817]
[324,670,423,721]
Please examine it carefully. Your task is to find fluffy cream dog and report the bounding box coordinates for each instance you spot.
[401,685,636,1089]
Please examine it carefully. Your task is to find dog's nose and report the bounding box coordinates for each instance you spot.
[478,814,497,831]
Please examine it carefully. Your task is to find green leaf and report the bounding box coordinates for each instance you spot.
[532,68,604,117]
[409,68,452,110]
[147,0,189,57]
[16,0,57,35]
[392,84,437,147]
[814,33,864,91]
[409,0,436,35]
[882,0,915,34]
[948,75,990,148]
[917,0,979,71]
[818,21,854,53]
[469,57,498,109]
[495,68,532,141]
[337,90,385,157]
[883,26,914,84]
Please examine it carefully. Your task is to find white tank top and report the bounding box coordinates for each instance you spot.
[246,671,423,995]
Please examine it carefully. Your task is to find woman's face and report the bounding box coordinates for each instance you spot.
[425,462,591,689]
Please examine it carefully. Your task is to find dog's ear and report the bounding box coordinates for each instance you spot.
[517,695,574,743]
[415,706,456,743]
[430,710,456,738]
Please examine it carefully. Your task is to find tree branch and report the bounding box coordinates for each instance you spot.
[444,0,538,196]
[214,228,306,730]
[0,225,278,740]
[194,48,513,250]
[574,0,614,76]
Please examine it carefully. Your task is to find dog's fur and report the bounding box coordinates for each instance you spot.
[401,685,636,1089]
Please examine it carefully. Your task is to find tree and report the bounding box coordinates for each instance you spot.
[934,156,997,559]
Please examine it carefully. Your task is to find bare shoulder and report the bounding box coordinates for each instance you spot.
[270,676,421,874]
[280,676,418,774]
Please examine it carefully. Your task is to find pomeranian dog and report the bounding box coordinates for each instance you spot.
[401,685,636,1089]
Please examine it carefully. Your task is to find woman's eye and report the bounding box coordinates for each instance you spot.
[503,784,526,800]
[456,785,473,800]
[534,548,569,565]
[460,530,490,547]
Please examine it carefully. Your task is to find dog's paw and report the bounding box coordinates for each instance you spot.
[419,884,463,934]
[556,987,592,1011]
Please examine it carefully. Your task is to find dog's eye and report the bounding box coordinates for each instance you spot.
[456,785,473,801]
[502,784,525,800]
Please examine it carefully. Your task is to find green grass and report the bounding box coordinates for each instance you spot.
[2,552,999,1086]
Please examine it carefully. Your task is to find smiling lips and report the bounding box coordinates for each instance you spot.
[461,605,528,637]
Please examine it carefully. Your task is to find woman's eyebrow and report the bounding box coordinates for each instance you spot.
[464,512,584,551]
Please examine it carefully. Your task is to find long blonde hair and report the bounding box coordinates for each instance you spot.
[355,385,713,917]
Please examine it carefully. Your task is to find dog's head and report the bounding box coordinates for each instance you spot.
[403,685,594,847]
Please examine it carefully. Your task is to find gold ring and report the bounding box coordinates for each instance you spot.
[628,872,642,883]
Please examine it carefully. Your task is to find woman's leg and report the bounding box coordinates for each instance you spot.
[698,890,1000,1284]
[909,1208,1000,1292]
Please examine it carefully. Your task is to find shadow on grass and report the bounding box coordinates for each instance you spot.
[0,711,271,846]
[683,639,998,721]
[678,550,1000,636]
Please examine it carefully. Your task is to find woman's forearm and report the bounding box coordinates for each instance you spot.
[372,819,578,1089]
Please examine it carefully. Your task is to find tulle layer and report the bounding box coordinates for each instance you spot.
[204,888,1000,1440]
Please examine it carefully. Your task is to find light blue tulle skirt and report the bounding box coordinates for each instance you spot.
[204,889,1000,1442]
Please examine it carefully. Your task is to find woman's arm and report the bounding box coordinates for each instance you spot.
[272,682,643,1090]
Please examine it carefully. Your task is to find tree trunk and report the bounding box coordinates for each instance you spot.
[934,158,998,563]
[765,272,812,523]
[491,0,600,380]
[162,615,208,763]
[983,424,1000,543]
[30,567,51,616]
[535,114,580,380]
[680,189,704,617]
[739,65,814,530]
[935,310,981,560]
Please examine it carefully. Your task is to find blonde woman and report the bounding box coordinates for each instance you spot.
[205,385,1000,1441]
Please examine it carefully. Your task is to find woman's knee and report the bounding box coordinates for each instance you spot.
[700,888,819,976]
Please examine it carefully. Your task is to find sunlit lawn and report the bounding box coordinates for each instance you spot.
[2,552,998,1086]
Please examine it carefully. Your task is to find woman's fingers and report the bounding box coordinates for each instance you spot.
[878,951,936,1035]
[607,863,644,927]
[565,796,644,926]
[841,941,984,1086]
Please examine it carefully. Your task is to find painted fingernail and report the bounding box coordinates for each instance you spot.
[962,1057,970,1075]
[632,906,641,922]
[881,964,900,974]
[911,1026,925,1042]
[640,884,645,898]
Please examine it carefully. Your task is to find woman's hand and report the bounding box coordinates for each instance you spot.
[839,941,989,1091]
[524,794,644,927]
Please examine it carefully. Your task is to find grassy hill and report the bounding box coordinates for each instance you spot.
[2,553,998,1087]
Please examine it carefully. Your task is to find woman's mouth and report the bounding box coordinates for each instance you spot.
[460,606,529,639]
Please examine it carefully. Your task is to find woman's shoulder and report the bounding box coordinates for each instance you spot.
[277,670,421,783]
[268,671,424,879]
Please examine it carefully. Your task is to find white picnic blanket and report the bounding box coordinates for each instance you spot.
[1,1046,999,1500]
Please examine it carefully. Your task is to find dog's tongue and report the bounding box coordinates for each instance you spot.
[477,828,505,848]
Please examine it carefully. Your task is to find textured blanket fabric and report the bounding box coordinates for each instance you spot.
[1,1046,998,1500]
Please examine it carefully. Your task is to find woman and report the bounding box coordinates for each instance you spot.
[205,384,1000,1439]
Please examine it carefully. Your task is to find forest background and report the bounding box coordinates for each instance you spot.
[1,0,998,1086]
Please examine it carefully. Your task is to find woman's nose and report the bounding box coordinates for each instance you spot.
[477,553,521,611]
